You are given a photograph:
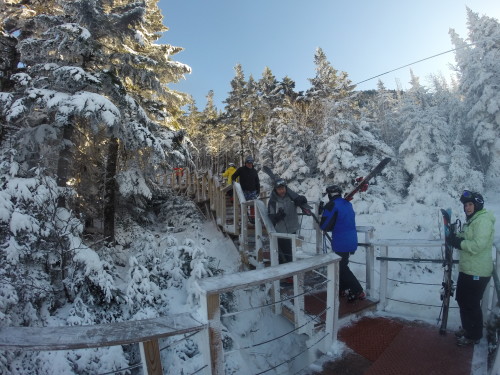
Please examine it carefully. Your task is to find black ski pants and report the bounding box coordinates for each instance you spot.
[455,272,490,340]
[278,237,293,263]
[334,251,363,294]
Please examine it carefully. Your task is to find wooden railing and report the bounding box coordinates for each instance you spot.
[197,253,340,375]
[0,314,206,375]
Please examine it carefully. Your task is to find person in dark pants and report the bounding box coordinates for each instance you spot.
[448,190,495,346]
[232,156,260,200]
[320,185,365,302]
[268,178,310,263]
[232,156,260,223]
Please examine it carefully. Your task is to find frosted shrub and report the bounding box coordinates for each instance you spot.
[125,256,165,319]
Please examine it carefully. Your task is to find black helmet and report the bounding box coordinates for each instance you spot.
[245,156,254,164]
[274,178,286,189]
[460,190,484,212]
[326,185,342,199]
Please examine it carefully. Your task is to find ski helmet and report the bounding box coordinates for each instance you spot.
[245,156,254,164]
[326,185,342,199]
[274,178,287,189]
[460,190,484,212]
[228,162,235,167]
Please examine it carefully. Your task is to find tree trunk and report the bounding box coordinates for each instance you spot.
[56,122,74,208]
[55,120,74,300]
[103,137,119,244]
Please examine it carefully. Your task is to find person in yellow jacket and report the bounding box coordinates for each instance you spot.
[222,163,237,184]
[222,163,237,199]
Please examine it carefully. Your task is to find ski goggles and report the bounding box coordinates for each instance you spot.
[275,179,286,188]
[461,190,484,204]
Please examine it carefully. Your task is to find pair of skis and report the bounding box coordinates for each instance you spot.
[438,208,460,335]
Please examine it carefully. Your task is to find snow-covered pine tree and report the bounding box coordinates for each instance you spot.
[363,80,402,150]
[311,53,392,193]
[257,66,283,123]
[304,47,355,132]
[0,2,191,371]
[269,116,312,189]
[450,8,500,187]
[397,72,455,205]
[429,73,484,197]
[224,64,251,163]
[244,74,260,159]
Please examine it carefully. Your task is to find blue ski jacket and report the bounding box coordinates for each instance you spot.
[320,196,358,252]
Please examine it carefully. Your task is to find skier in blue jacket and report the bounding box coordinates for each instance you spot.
[320,185,365,302]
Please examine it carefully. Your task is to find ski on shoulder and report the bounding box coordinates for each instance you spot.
[344,157,391,201]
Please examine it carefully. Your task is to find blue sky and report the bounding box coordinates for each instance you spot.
[158,1,500,109]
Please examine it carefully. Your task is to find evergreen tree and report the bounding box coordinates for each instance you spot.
[274,118,311,187]
[363,80,401,150]
[450,8,500,185]
[258,66,282,122]
[244,74,260,158]
[0,0,190,335]
[223,64,249,161]
[311,55,392,188]
[397,72,454,205]
[304,47,355,131]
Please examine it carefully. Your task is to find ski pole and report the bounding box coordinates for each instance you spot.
[306,208,332,243]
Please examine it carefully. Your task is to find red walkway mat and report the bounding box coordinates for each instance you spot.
[338,316,404,361]
[310,317,474,375]
[365,323,473,375]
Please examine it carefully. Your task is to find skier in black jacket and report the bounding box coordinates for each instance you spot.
[232,156,260,223]
[232,156,260,200]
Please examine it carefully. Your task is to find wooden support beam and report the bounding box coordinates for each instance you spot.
[140,339,162,375]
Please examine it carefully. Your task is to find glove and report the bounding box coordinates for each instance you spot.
[360,183,369,192]
[274,208,286,223]
[447,233,462,249]
[294,195,307,206]
[318,201,325,215]
[301,207,312,216]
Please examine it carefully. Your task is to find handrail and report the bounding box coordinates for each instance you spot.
[198,253,340,375]
[0,314,205,350]
[0,314,206,375]
[198,253,338,294]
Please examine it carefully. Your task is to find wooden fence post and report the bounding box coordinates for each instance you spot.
[325,259,339,351]
[200,292,224,375]
[364,227,375,298]
[379,245,389,310]
[139,339,163,375]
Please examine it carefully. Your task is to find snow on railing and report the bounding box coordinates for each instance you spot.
[0,314,206,375]
[197,253,340,375]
